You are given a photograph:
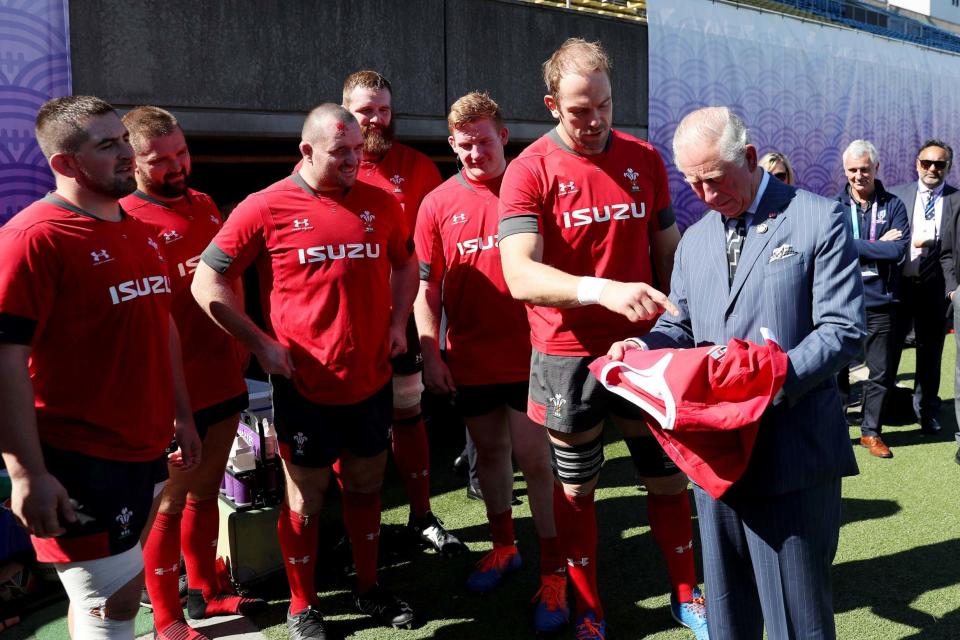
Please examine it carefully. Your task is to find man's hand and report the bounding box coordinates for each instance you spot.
[389,322,408,357]
[423,358,456,395]
[254,338,295,377]
[912,234,933,249]
[878,228,902,242]
[606,339,643,362]
[9,471,75,537]
[598,281,679,323]
[171,417,202,471]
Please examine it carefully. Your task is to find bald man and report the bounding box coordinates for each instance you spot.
[192,104,419,639]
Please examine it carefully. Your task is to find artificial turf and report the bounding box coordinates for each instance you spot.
[12,341,960,639]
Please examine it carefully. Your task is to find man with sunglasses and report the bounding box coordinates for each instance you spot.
[891,141,957,436]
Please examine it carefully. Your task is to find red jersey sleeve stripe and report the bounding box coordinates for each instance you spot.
[498,215,540,239]
[200,243,234,274]
[0,312,37,345]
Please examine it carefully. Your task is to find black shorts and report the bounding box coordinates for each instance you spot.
[390,314,423,376]
[528,348,644,433]
[39,446,167,562]
[456,381,528,418]
[271,376,393,468]
[193,392,248,439]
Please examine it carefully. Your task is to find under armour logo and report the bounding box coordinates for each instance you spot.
[567,556,590,567]
[90,249,111,264]
[557,180,577,196]
[548,393,566,418]
[365,528,381,542]
[292,218,312,231]
[451,212,468,225]
[288,555,311,565]
[210,215,221,225]
[360,210,376,232]
[154,563,179,576]
[674,540,693,555]
[161,230,182,243]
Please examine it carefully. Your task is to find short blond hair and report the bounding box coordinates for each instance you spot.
[122,106,181,152]
[342,70,392,104]
[542,38,611,98]
[447,91,503,133]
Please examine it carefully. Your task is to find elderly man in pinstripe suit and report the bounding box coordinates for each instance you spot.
[610,107,866,639]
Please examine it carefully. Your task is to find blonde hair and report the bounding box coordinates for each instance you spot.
[447,91,503,132]
[122,106,181,152]
[542,38,611,98]
[759,151,796,185]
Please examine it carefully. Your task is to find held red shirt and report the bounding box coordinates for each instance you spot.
[416,171,530,386]
[498,129,675,356]
[357,142,442,230]
[0,195,174,461]
[121,189,248,412]
[202,175,413,405]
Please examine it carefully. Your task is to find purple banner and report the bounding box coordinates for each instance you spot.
[0,0,71,224]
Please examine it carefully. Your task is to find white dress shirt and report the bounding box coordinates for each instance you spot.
[904,180,945,277]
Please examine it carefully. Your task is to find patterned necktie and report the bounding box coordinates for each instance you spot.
[726,216,746,286]
[924,191,937,221]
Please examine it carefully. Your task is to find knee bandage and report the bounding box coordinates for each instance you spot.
[392,372,424,410]
[56,544,143,638]
[551,433,605,485]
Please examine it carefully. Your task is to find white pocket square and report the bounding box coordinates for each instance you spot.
[769,244,798,262]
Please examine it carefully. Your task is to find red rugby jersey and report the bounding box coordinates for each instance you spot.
[416,171,530,386]
[0,195,174,461]
[499,129,673,356]
[121,189,247,412]
[357,142,442,230]
[202,175,412,405]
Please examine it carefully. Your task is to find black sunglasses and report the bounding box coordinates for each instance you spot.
[773,171,788,181]
[919,159,949,170]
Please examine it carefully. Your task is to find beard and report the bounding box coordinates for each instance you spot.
[79,164,137,199]
[144,170,190,198]
[362,120,395,158]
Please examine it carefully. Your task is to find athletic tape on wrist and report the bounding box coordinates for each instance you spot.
[577,277,610,305]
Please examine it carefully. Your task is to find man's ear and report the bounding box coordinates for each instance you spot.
[298,141,313,163]
[544,94,560,120]
[744,144,758,172]
[49,152,77,179]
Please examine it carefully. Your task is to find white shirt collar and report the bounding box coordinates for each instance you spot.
[918,180,945,198]
[746,171,771,215]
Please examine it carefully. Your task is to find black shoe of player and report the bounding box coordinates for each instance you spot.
[287,606,337,640]
[409,512,466,557]
[354,584,416,629]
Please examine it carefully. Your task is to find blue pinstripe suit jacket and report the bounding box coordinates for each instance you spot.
[643,177,866,496]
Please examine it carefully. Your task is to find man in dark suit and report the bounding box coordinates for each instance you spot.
[836,140,910,458]
[610,107,865,639]
[891,140,957,435]
[934,143,960,464]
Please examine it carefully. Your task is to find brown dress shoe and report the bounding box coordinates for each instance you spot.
[860,435,893,458]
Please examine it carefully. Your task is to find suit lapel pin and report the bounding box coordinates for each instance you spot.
[757,223,768,234]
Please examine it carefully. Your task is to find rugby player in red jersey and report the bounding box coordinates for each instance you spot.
[0,95,200,639]
[341,70,464,556]
[192,104,419,640]
[121,106,264,640]
[497,39,708,639]
[413,92,564,632]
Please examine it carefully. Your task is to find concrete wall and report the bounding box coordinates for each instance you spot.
[70,0,648,142]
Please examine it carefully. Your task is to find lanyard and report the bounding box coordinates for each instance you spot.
[850,200,878,241]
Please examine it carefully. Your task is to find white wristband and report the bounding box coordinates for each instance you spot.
[624,337,647,350]
[577,276,610,305]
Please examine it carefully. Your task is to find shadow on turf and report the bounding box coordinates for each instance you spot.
[834,538,960,637]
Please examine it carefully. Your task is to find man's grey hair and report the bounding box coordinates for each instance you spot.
[673,106,750,165]
[842,139,879,166]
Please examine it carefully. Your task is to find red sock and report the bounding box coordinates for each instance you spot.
[553,484,602,619]
[647,490,697,602]
[539,535,565,575]
[277,505,320,613]
[342,490,381,594]
[487,508,514,548]
[144,511,184,631]
[391,418,431,519]
[181,498,219,600]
